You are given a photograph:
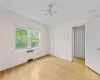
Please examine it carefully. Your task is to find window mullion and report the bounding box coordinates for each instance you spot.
[27,29,32,49]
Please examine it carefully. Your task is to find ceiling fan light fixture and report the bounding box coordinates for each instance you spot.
[41,3,58,17]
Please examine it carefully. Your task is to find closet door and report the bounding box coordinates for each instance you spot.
[74,26,85,59]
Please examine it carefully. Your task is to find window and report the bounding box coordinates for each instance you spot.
[15,28,27,49]
[31,30,39,48]
[15,27,40,51]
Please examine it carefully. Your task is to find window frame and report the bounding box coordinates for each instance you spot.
[14,26,40,51]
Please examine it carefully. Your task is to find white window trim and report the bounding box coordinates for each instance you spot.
[14,26,41,52]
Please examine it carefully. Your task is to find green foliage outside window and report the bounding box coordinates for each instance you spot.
[16,28,27,49]
[31,31,39,48]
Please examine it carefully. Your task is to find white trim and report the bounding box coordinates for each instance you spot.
[14,47,40,52]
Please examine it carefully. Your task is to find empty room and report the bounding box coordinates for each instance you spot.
[0,0,100,80]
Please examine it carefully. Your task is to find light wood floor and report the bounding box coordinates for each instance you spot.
[0,55,100,80]
[72,58,85,65]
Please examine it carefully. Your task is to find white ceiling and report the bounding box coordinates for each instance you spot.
[0,0,100,26]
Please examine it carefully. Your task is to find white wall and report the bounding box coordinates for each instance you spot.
[85,18,100,74]
[48,28,54,55]
[49,20,86,61]
[0,7,49,71]
[49,15,100,74]
[53,26,72,61]
[49,12,100,61]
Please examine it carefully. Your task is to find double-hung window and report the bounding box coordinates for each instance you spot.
[15,26,40,51]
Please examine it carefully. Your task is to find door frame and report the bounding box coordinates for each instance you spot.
[72,24,85,59]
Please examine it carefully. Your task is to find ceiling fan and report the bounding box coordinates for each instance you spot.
[41,3,58,17]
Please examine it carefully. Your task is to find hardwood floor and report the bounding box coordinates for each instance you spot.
[0,55,100,80]
[72,58,85,65]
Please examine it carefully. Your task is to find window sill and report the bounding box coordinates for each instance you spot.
[14,47,39,52]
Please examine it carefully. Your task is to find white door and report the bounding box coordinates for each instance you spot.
[74,26,85,59]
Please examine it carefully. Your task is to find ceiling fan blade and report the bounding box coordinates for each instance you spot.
[44,13,49,16]
[41,10,47,12]
[52,11,58,14]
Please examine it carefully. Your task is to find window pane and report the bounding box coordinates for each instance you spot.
[15,28,27,50]
[31,31,39,48]
[16,38,27,49]
[31,31,39,39]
